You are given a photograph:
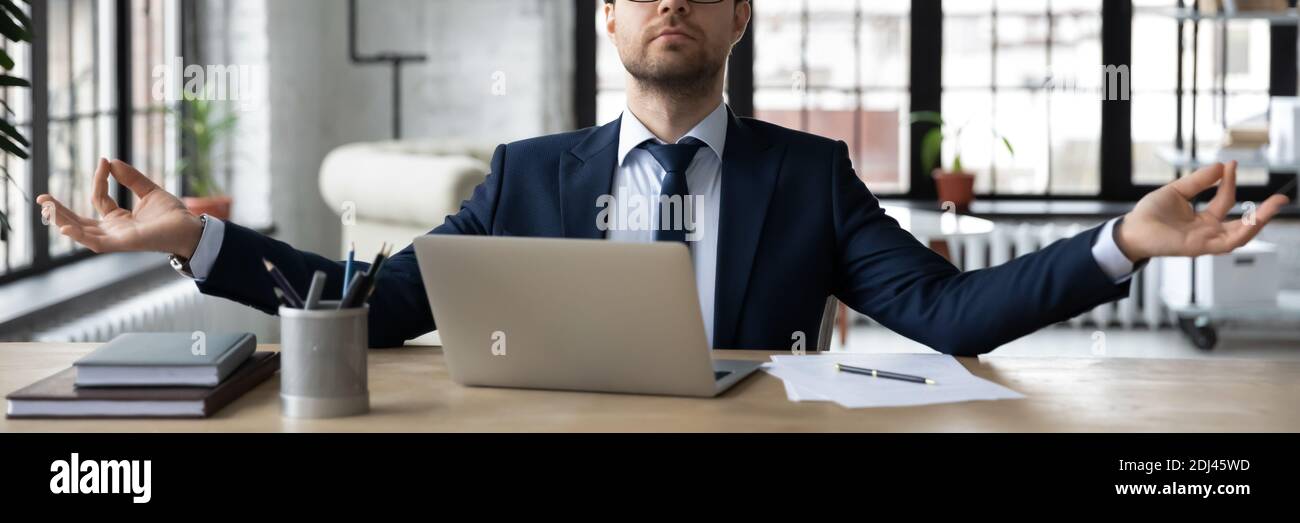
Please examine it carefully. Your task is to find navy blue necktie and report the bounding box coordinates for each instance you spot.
[639,138,704,243]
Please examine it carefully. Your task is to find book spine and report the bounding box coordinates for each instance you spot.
[214,333,258,382]
[202,354,280,417]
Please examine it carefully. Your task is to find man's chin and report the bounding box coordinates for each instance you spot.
[640,66,710,83]
[644,50,709,72]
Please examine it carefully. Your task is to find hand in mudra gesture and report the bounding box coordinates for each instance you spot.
[36,158,205,259]
[1115,160,1290,261]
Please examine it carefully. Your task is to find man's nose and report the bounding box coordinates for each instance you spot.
[658,0,691,16]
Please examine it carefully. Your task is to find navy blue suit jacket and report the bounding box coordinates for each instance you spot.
[197,111,1130,354]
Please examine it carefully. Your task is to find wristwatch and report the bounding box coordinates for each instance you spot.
[168,214,207,278]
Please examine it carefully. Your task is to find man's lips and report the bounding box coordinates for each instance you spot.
[652,29,695,42]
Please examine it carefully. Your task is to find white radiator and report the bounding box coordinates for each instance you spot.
[34,278,281,343]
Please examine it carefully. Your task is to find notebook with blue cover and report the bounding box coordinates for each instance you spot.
[73,332,257,387]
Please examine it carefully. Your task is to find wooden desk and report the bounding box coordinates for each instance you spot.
[3,343,1298,432]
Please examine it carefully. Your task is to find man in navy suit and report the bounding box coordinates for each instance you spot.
[39,0,1289,354]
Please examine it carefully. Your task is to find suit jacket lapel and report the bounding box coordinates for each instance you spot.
[561,118,620,239]
[714,111,785,347]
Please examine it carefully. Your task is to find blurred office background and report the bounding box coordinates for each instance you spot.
[0,0,1297,360]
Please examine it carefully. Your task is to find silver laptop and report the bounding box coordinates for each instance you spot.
[413,235,762,397]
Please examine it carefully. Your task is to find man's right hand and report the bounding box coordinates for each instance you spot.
[36,158,205,259]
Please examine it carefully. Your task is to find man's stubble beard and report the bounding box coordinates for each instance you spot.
[622,43,726,101]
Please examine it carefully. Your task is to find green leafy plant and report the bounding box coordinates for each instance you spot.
[0,0,31,243]
[177,92,238,198]
[910,110,1014,176]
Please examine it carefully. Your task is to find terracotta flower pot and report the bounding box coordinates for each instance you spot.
[932,169,975,213]
[183,195,232,221]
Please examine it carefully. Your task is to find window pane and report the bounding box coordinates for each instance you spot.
[2,3,33,275]
[47,0,114,259]
[858,91,909,192]
[132,0,180,196]
[1051,90,1102,194]
[859,7,909,89]
[805,1,856,90]
[993,91,1048,194]
[1130,0,1180,186]
[995,13,1050,88]
[944,0,993,89]
[1050,5,1102,195]
[942,0,1102,196]
[754,0,910,194]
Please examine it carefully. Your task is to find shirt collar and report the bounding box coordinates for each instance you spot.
[617,101,728,166]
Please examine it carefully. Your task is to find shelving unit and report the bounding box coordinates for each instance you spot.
[1139,2,1300,349]
[1139,5,1300,24]
[1137,1,1300,191]
[1168,291,1300,349]
[1155,146,1300,171]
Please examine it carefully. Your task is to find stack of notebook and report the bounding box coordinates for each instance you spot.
[6,332,279,418]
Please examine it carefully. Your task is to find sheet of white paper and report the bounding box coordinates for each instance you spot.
[781,379,801,401]
[764,363,828,402]
[762,353,1024,408]
[782,375,831,402]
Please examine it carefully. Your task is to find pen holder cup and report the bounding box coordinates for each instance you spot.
[278,302,370,418]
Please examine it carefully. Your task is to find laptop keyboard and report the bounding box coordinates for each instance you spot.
[714,370,732,381]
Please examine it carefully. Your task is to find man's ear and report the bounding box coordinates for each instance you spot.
[732,0,751,47]
[605,2,617,40]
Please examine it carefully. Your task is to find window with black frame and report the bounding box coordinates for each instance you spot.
[753,0,911,195]
[0,0,179,285]
[943,0,1104,197]
[1,0,34,278]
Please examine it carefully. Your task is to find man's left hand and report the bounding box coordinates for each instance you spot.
[1115,160,1291,261]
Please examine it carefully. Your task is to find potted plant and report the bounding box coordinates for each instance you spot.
[910,111,1013,213]
[0,0,31,244]
[178,92,238,220]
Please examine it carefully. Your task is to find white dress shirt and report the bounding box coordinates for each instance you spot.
[187,102,1139,345]
[608,102,729,346]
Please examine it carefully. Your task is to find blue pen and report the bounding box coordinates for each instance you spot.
[343,241,355,298]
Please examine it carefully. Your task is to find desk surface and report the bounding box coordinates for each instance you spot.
[3,343,1298,432]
